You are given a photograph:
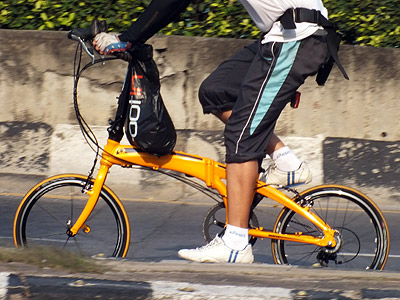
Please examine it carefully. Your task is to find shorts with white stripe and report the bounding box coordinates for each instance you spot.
[223,35,329,163]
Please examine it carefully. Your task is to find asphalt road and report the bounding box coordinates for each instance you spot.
[1,191,399,272]
[2,182,400,299]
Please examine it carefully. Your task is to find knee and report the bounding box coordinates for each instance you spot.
[198,77,215,104]
[198,74,235,115]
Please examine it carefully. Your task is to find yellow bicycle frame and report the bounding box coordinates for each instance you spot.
[69,139,337,248]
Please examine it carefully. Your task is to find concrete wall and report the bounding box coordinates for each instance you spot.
[1,29,399,204]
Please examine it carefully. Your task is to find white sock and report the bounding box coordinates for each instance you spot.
[270,146,301,172]
[222,224,249,250]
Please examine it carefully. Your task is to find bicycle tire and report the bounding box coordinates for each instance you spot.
[202,201,259,246]
[271,185,390,270]
[13,174,130,258]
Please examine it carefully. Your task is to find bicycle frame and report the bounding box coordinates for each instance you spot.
[68,139,338,249]
[66,37,338,251]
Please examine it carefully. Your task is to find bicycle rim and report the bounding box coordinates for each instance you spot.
[271,185,390,270]
[13,175,130,258]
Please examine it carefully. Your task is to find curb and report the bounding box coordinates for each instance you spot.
[1,260,400,299]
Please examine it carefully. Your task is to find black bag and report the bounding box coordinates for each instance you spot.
[316,31,342,86]
[125,44,176,156]
[279,8,349,86]
[316,30,350,86]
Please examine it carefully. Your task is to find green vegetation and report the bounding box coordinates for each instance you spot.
[0,0,399,47]
[324,0,399,48]
[0,246,106,273]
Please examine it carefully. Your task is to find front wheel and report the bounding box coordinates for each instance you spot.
[271,185,390,270]
[13,174,130,258]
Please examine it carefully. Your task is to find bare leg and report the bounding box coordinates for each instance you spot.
[217,110,286,229]
[226,161,258,227]
[215,111,231,123]
[266,133,285,154]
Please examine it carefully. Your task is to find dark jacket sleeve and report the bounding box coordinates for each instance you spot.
[118,0,192,44]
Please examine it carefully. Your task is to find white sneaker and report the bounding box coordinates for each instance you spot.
[260,162,312,187]
[178,236,254,263]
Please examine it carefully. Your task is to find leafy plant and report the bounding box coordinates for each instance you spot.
[0,0,398,47]
[324,0,399,47]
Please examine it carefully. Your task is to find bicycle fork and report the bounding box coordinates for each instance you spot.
[66,160,111,237]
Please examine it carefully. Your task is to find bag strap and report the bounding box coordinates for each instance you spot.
[279,8,331,29]
[279,8,349,80]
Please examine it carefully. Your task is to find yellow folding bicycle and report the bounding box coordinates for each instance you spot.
[13,23,390,270]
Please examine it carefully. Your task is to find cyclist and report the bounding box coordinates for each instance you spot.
[93,0,331,263]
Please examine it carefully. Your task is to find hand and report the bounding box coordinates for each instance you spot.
[93,32,130,55]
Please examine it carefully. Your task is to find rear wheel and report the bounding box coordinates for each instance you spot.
[272,185,389,270]
[13,174,130,258]
[202,201,259,245]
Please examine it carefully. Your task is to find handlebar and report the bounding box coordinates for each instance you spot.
[68,19,131,63]
[68,19,108,41]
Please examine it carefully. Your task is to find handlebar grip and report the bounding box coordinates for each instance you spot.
[68,19,131,62]
[67,19,108,41]
[113,52,132,62]
[67,31,80,42]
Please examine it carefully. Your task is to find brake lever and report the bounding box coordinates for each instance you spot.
[83,40,97,64]
[68,19,109,64]
[69,33,96,64]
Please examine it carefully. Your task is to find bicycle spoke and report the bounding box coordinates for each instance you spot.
[63,236,71,249]
[14,176,130,258]
[35,203,71,229]
[272,185,389,270]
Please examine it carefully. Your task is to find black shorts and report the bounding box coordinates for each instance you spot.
[198,35,329,163]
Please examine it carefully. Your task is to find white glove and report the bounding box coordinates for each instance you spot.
[94,32,119,52]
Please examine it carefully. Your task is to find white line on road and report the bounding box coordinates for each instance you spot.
[0,272,9,300]
[150,281,293,299]
[66,278,293,299]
